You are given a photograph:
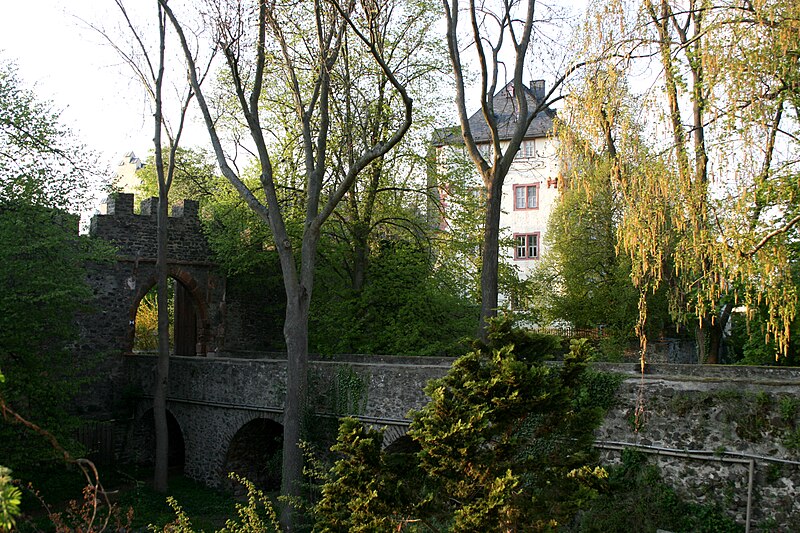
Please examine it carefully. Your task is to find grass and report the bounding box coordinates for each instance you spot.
[115,470,238,531]
[16,465,239,532]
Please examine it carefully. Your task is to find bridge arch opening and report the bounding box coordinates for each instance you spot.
[223,418,283,493]
[129,268,210,356]
[383,434,419,455]
[129,408,186,473]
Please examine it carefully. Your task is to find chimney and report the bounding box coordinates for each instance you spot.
[530,79,545,103]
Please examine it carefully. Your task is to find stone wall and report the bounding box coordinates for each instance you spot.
[90,194,211,262]
[594,362,800,530]
[124,354,452,485]
[87,193,286,357]
[642,337,698,363]
[220,275,286,353]
[124,356,800,529]
[125,353,451,424]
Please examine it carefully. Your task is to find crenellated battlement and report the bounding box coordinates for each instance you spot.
[105,193,135,216]
[103,193,199,220]
[89,193,209,262]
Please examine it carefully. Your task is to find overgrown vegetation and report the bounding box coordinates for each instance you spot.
[0,465,21,532]
[531,159,671,343]
[727,308,800,366]
[134,282,176,352]
[559,0,800,363]
[13,468,240,532]
[571,449,741,533]
[310,241,478,357]
[0,57,114,516]
[669,389,800,448]
[0,56,105,478]
[0,202,111,474]
[147,474,280,533]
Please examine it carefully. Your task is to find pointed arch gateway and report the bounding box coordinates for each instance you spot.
[128,266,211,356]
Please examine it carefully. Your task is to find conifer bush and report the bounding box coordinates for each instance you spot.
[314,316,616,531]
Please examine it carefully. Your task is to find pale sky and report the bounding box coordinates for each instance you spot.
[0,1,209,176]
[0,0,586,185]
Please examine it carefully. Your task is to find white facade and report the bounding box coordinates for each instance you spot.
[114,151,144,194]
[433,80,560,282]
[497,136,559,279]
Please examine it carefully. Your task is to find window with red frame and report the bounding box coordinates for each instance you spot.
[514,233,539,260]
[514,184,538,210]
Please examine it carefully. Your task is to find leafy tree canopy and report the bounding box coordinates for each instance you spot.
[0,61,110,472]
[532,151,671,342]
[135,146,220,206]
[0,200,108,470]
[0,59,102,211]
[310,240,478,356]
[560,0,800,359]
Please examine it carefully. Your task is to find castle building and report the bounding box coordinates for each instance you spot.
[114,151,144,193]
[432,80,560,280]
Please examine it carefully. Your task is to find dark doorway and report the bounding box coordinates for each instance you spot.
[174,281,197,356]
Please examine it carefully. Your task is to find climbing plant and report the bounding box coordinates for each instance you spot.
[331,366,368,416]
[574,449,739,533]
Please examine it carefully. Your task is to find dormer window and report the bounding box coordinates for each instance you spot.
[522,140,535,158]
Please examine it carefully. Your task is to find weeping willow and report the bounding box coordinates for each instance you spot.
[557,0,800,362]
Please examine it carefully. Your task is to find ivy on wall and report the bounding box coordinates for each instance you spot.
[331,366,368,416]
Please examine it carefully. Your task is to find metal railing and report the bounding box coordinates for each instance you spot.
[530,326,607,339]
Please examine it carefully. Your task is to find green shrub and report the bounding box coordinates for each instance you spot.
[315,316,613,531]
[0,466,21,533]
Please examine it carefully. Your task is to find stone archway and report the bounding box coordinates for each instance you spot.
[222,417,284,493]
[128,408,186,472]
[382,434,418,454]
[128,266,211,356]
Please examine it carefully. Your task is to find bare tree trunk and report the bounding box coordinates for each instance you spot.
[106,0,209,499]
[442,0,580,342]
[280,287,310,530]
[707,302,733,364]
[153,193,170,492]
[351,222,370,292]
[695,323,707,364]
[478,179,503,341]
[706,322,721,364]
[158,2,413,528]
[152,7,170,492]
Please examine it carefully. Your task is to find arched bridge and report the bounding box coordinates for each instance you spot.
[124,354,452,487]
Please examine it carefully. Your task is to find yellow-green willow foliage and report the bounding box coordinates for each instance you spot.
[559,0,800,360]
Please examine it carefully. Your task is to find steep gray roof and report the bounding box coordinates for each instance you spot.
[434,80,555,146]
